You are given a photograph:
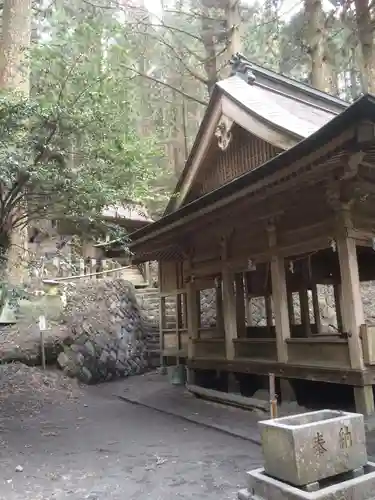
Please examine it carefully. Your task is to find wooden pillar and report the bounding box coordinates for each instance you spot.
[187,281,200,359]
[183,292,188,329]
[235,273,246,338]
[265,295,273,328]
[333,284,343,332]
[337,234,364,370]
[287,292,295,325]
[244,276,252,326]
[354,386,375,416]
[222,267,237,360]
[176,293,182,357]
[336,224,374,414]
[159,295,166,371]
[216,282,224,334]
[268,225,290,362]
[311,283,322,334]
[144,261,152,285]
[299,288,311,337]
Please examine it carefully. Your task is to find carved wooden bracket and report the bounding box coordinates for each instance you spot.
[215,115,234,151]
[325,177,362,211]
[340,151,365,181]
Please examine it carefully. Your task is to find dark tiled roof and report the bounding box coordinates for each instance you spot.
[218,76,341,140]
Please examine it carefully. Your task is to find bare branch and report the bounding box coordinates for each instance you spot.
[120,64,208,106]
[131,30,208,85]
[164,8,222,22]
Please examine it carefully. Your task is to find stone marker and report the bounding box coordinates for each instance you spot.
[238,409,375,500]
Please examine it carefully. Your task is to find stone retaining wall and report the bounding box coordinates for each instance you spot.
[57,279,148,383]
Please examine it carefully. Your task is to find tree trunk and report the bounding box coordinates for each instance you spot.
[0,0,32,93]
[0,0,32,286]
[226,0,242,58]
[304,0,330,92]
[354,0,375,94]
[200,4,218,94]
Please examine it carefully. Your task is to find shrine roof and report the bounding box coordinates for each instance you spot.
[164,54,348,215]
[129,93,375,251]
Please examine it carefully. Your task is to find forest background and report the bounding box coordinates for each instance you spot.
[1,0,375,239]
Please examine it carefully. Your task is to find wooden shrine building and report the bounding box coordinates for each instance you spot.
[130,54,375,415]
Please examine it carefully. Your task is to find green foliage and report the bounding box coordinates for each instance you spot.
[0,2,166,246]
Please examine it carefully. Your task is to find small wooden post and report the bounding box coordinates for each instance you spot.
[39,315,46,370]
[235,273,246,338]
[144,261,151,285]
[265,295,273,328]
[53,257,60,277]
[269,372,278,418]
[176,293,182,361]
[299,287,311,337]
[187,281,200,358]
[222,266,237,360]
[91,259,97,279]
[311,283,322,334]
[216,280,224,335]
[287,292,295,325]
[333,283,343,332]
[159,295,167,373]
[244,276,253,326]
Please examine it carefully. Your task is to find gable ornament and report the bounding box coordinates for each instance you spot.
[215,115,234,151]
[229,52,256,85]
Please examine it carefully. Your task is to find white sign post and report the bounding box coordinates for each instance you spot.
[39,315,46,370]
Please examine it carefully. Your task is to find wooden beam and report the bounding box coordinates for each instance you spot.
[174,102,222,211]
[187,358,369,386]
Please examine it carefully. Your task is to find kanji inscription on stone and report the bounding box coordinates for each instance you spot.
[313,432,327,457]
[339,426,353,449]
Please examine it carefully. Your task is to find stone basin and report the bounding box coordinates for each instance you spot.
[259,409,367,487]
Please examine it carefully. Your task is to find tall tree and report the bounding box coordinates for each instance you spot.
[0,0,32,284]
[353,0,375,93]
[303,0,331,92]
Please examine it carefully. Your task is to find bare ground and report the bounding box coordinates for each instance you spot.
[0,368,262,500]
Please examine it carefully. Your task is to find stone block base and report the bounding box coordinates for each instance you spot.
[238,462,375,500]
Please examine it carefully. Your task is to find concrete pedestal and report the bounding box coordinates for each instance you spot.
[238,463,375,500]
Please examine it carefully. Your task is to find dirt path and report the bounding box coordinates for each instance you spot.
[0,379,262,500]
